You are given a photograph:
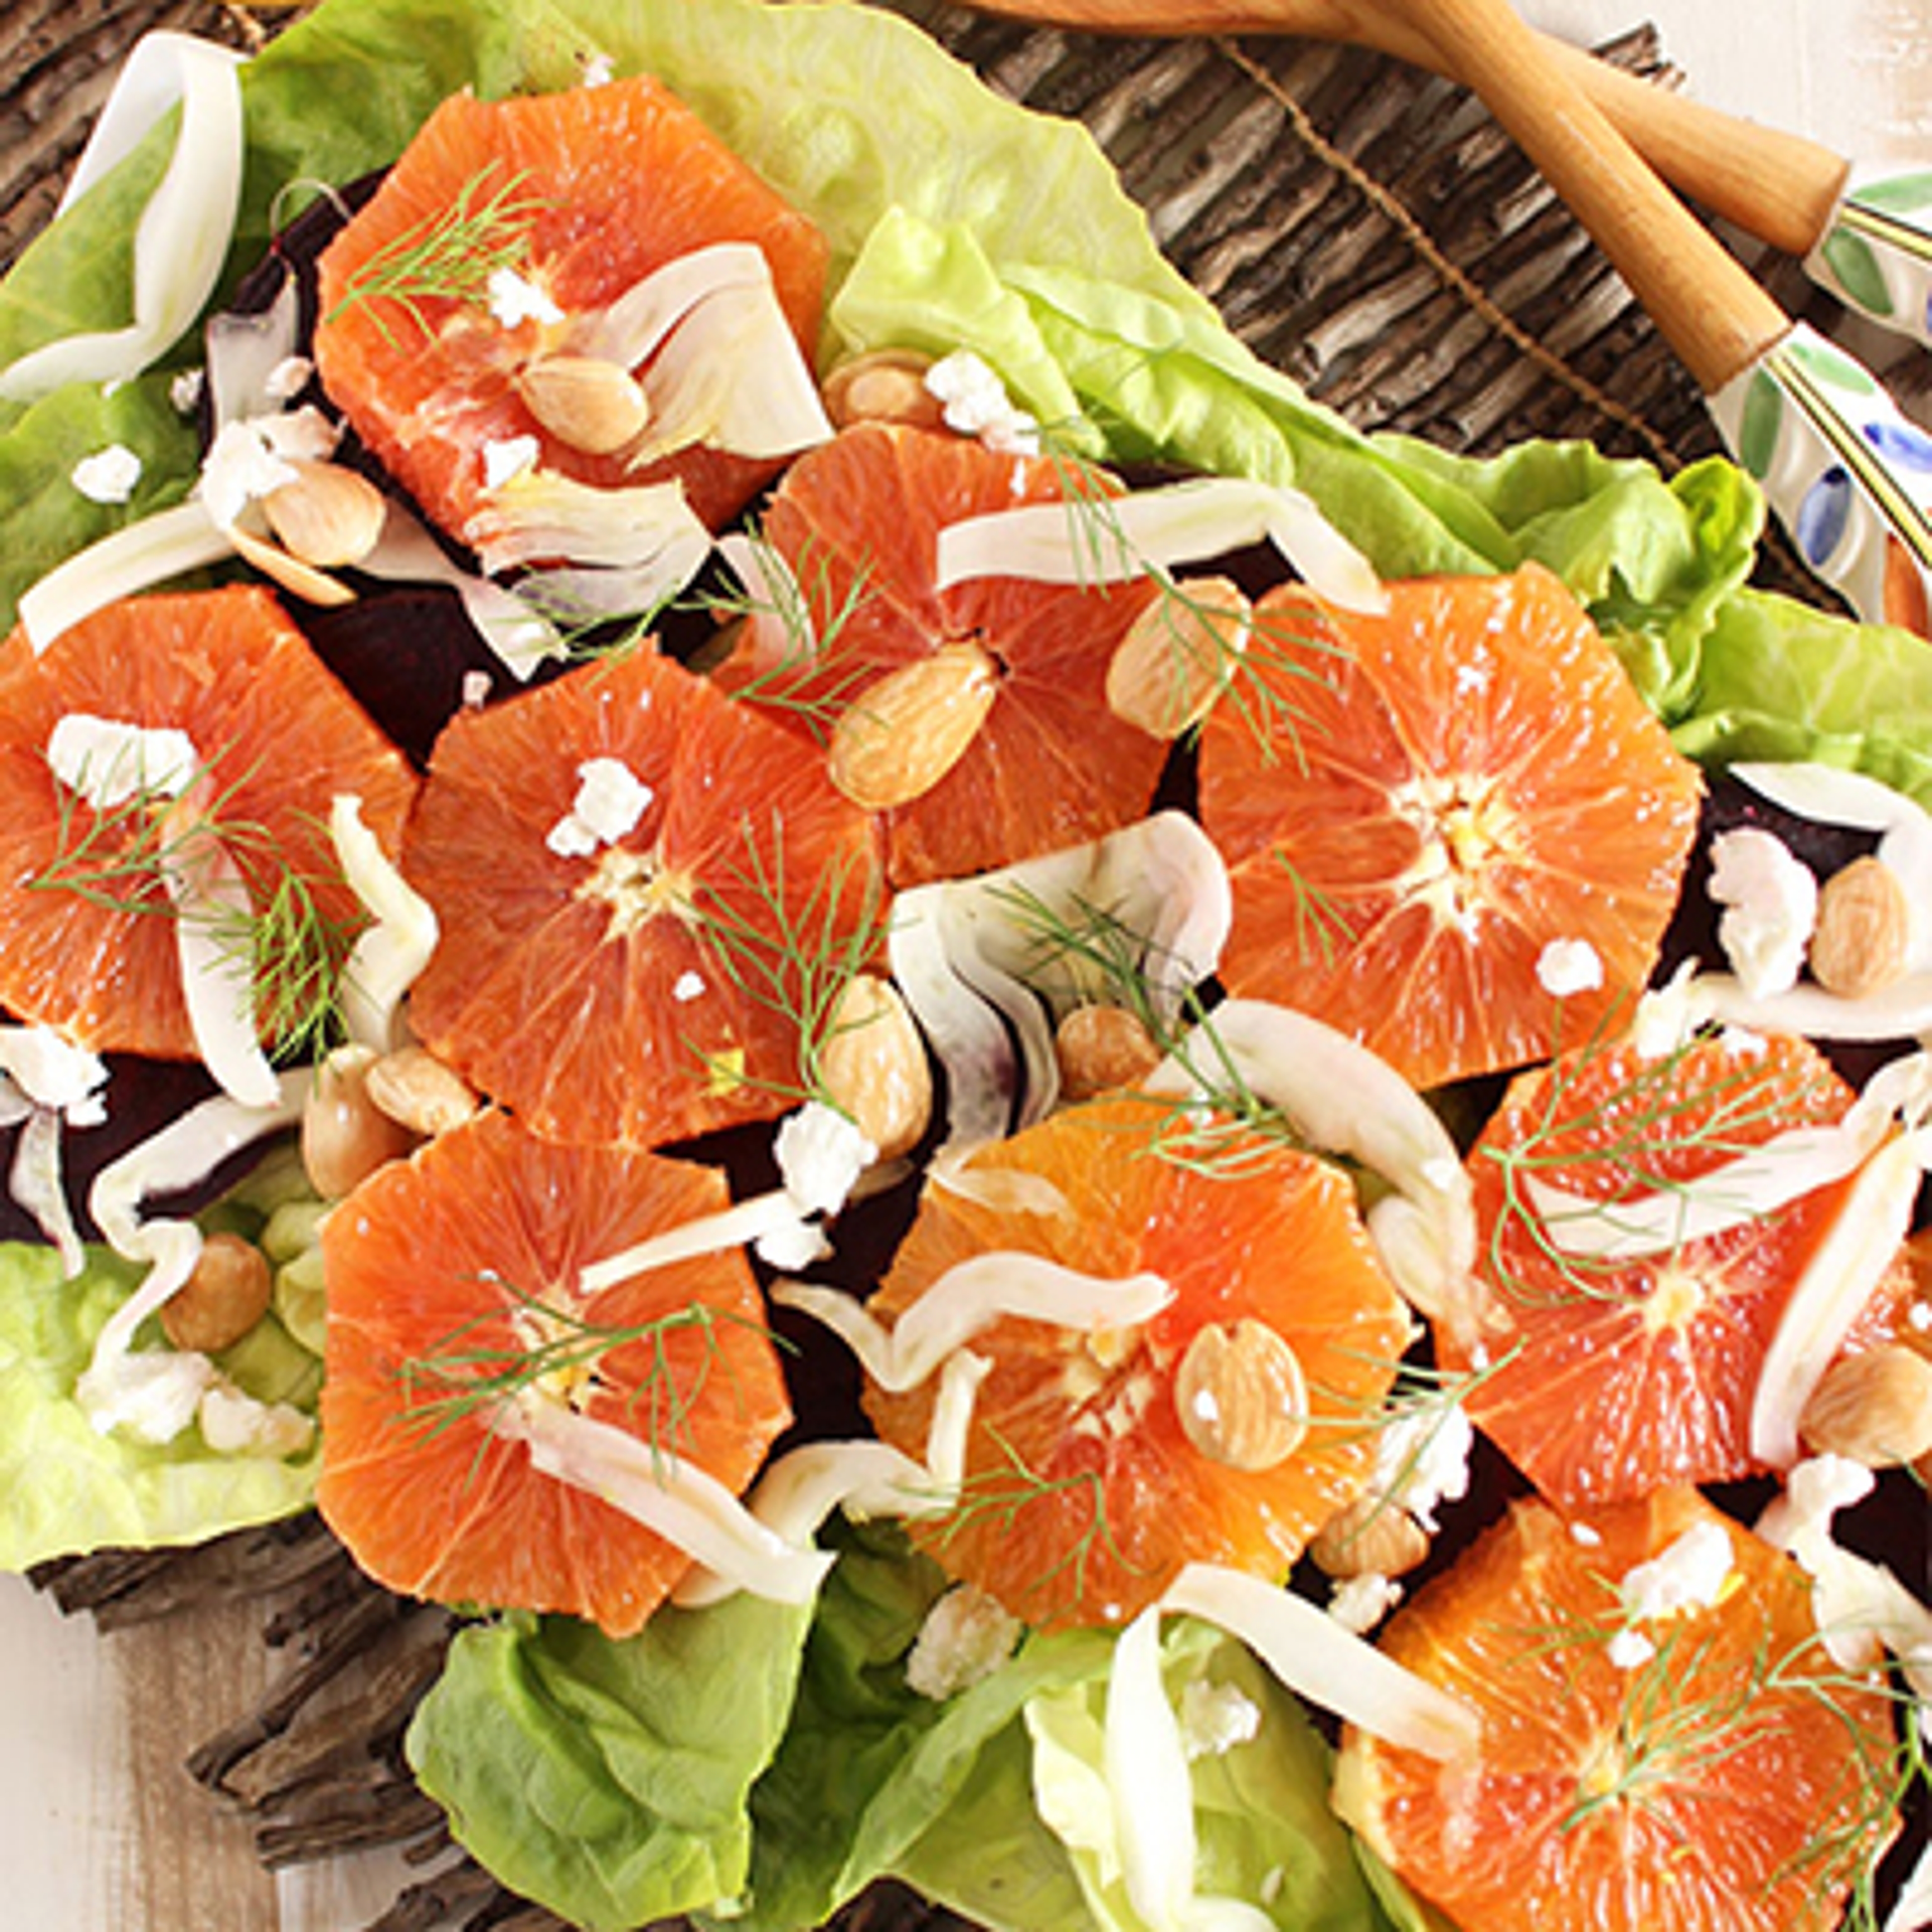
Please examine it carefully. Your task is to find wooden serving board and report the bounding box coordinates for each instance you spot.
[3,4,1926,1929]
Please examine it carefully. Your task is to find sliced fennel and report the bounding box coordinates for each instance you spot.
[331,793,438,1054]
[0,34,245,401]
[772,1251,1173,1394]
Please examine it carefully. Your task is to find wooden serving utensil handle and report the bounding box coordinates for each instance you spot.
[958,0,1848,261]
[1375,0,1792,393]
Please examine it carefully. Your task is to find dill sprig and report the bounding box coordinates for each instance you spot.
[926,1425,1142,1619]
[30,742,363,1062]
[1477,1027,1834,1312]
[395,1274,772,1475]
[678,812,894,1115]
[325,162,551,348]
[702,525,885,741]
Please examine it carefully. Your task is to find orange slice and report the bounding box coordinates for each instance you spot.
[1446,1028,1914,1504]
[1337,1486,1899,1932]
[0,586,415,1060]
[312,74,827,543]
[1196,564,1702,1090]
[318,1107,791,1637]
[726,423,1171,887]
[400,644,884,1151]
[862,1094,1412,1628]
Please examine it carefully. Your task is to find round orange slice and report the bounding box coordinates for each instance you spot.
[1336,1486,1899,1932]
[318,1106,791,1637]
[862,1094,1412,1628]
[1196,564,1703,1090]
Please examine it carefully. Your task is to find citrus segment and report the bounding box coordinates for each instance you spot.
[318,1107,791,1637]
[0,586,415,1061]
[862,1095,1412,1628]
[1447,1028,1914,1504]
[312,74,827,543]
[401,643,884,1150]
[727,424,1170,886]
[1336,1486,1898,1932]
[1196,564,1702,1090]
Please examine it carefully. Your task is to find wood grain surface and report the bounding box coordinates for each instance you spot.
[2,3,1926,1928]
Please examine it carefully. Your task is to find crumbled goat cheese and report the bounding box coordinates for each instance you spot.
[1619,1519,1735,1623]
[0,1025,109,1126]
[1708,826,1817,997]
[77,1347,215,1444]
[197,1380,316,1459]
[481,434,541,492]
[775,1100,876,1218]
[1373,1401,1473,1533]
[1606,1627,1657,1670]
[905,1583,1022,1700]
[263,354,314,402]
[47,713,199,811]
[1328,1571,1403,1635]
[924,350,1039,455]
[581,48,616,85]
[197,405,339,528]
[1536,936,1604,999]
[488,267,565,330]
[1179,1677,1262,1759]
[1570,1521,1603,1548]
[461,670,494,709]
[673,971,707,1003]
[169,366,206,415]
[71,443,143,505]
[752,1212,832,1272]
[546,756,654,857]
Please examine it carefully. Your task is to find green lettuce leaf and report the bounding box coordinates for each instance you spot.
[408,1589,814,1932]
[0,1239,318,1571]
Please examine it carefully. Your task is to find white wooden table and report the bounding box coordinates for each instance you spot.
[3,3,1925,1926]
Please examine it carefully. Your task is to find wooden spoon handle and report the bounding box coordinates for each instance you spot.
[1384,0,1791,392]
[957,0,1848,259]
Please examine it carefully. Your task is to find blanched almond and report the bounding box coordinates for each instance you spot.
[1809,855,1911,999]
[302,1043,415,1199]
[1799,1343,1932,1467]
[366,1045,481,1138]
[1105,576,1250,739]
[230,522,356,607]
[515,353,652,456]
[159,1231,273,1354]
[828,641,998,811]
[822,350,945,432]
[818,973,932,1160]
[261,459,387,569]
[1173,1316,1308,1471]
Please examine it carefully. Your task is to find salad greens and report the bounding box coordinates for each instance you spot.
[0,1237,318,1571]
[2,2,1927,1928]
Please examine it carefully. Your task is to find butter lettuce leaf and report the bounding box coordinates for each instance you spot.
[408,1590,814,1932]
[0,1239,317,1571]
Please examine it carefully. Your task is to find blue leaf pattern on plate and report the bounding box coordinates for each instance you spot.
[1796,467,1852,567]
[1863,419,1932,473]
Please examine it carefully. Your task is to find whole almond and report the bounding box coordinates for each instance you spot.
[1173,1316,1308,1472]
[261,459,387,569]
[1799,1343,1932,1467]
[301,1043,415,1199]
[1310,1493,1432,1579]
[1055,1003,1163,1103]
[515,353,652,455]
[818,973,932,1160]
[822,350,945,432]
[828,641,999,811]
[1809,855,1911,999]
[1105,576,1251,739]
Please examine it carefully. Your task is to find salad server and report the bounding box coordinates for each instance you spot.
[1138,0,1932,636]
[962,0,1932,351]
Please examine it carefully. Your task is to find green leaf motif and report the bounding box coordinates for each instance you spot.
[1738,370,1785,479]
[1821,225,1895,318]
[1784,333,1879,396]
[1852,170,1932,217]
